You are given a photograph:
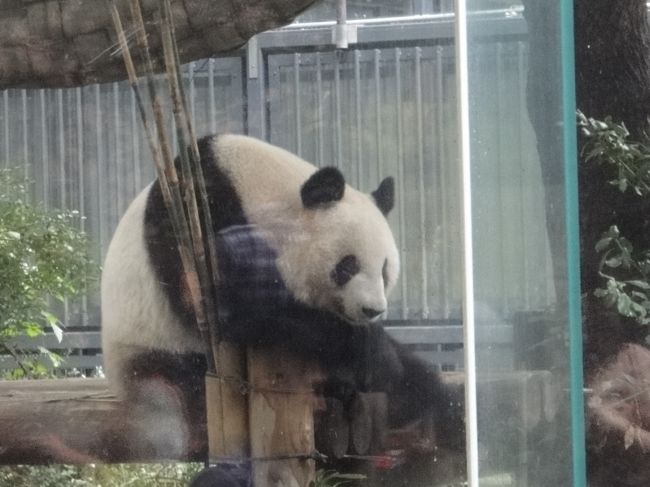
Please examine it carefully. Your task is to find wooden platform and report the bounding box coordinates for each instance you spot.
[0,378,194,464]
[0,370,557,469]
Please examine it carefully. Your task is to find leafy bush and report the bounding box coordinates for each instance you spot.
[579,112,650,326]
[0,168,95,375]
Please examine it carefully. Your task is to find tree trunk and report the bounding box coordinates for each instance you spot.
[574,2,650,485]
[0,0,317,88]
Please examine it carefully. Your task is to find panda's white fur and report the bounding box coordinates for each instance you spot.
[216,135,399,322]
[101,186,204,389]
[101,134,399,393]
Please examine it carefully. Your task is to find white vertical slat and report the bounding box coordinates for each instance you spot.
[455,0,480,484]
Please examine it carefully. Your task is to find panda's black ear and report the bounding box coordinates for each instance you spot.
[372,177,394,216]
[301,167,345,209]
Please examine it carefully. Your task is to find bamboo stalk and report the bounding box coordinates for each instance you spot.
[157,0,249,462]
[162,0,223,349]
[109,0,215,372]
[158,0,222,355]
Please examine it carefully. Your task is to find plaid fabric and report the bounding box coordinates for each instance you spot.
[216,224,292,320]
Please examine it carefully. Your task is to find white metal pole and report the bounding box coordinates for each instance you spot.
[454,0,480,485]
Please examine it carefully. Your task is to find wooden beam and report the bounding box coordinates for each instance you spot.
[0,378,207,464]
[0,371,488,468]
[247,348,323,487]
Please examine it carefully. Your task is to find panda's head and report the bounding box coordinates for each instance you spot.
[274,167,399,325]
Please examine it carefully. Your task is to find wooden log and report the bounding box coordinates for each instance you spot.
[247,347,323,487]
[0,372,467,466]
[0,378,125,464]
[206,342,249,462]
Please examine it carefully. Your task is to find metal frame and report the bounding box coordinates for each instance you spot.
[454,1,479,484]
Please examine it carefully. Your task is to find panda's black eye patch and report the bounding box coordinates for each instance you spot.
[382,258,389,288]
[331,255,360,287]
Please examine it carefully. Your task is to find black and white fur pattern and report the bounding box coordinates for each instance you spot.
[101,134,456,456]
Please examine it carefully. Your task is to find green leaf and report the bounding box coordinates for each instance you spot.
[618,178,629,192]
[595,237,612,252]
[41,311,63,343]
[626,280,650,290]
[22,321,43,338]
[605,256,623,268]
[617,294,634,316]
[38,347,63,368]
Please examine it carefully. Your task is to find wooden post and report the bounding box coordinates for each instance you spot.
[247,347,323,487]
[206,342,250,462]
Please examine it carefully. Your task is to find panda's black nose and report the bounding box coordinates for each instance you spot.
[362,307,384,319]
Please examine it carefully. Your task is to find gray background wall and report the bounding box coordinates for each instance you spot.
[0,8,547,370]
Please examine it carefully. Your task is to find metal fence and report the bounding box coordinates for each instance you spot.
[0,11,544,371]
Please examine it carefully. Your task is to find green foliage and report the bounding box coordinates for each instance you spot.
[310,469,366,487]
[594,225,650,324]
[0,168,95,374]
[0,463,201,486]
[578,110,650,196]
[578,112,650,327]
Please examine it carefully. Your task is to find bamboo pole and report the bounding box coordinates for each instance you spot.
[109,0,248,463]
[157,0,249,461]
[110,4,318,482]
[108,0,214,370]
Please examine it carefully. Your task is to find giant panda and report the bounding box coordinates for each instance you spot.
[100,134,459,460]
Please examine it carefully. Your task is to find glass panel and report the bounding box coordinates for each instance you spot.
[466,1,584,485]
[0,5,468,487]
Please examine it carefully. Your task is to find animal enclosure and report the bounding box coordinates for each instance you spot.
[0,0,585,485]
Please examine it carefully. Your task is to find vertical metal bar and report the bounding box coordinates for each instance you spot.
[517,42,530,309]
[395,47,408,320]
[40,90,52,316]
[40,90,49,208]
[374,49,382,179]
[76,88,84,234]
[354,50,362,189]
[113,82,123,216]
[57,88,70,326]
[334,52,343,176]
[209,58,216,134]
[316,52,324,166]
[2,91,8,167]
[560,0,587,482]
[95,84,106,259]
[335,0,349,48]
[21,90,28,182]
[415,47,429,319]
[436,47,450,318]
[495,42,508,314]
[57,89,65,209]
[76,87,88,327]
[455,0,480,482]
[247,40,266,139]
[293,53,302,157]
